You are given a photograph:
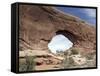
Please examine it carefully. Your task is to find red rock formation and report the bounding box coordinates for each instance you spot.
[19,5,96,54]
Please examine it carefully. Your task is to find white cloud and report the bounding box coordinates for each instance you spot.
[82,9,96,18]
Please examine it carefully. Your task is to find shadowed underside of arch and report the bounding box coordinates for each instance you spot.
[56,30,77,44]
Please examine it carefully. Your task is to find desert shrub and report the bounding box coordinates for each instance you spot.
[61,48,81,68]
[56,50,64,56]
[84,54,96,68]
[71,48,79,55]
[62,56,75,69]
[86,52,96,60]
[25,56,36,71]
[64,49,72,56]
[19,56,36,72]
[62,56,69,68]
[19,59,27,72]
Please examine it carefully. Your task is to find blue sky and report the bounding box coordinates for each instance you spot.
[56,7,96,26]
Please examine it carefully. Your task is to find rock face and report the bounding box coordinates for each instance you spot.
[19,5,96,54]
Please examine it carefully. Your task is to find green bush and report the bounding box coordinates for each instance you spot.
[19,59,27,72]
[62,56,75,69]
[86,52,96,60]
[56,51,64,56]
[19,56,36,72]
[71,48,79,55]
[25,56,36,71]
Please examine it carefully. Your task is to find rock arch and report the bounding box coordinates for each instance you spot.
[56,30,77,45]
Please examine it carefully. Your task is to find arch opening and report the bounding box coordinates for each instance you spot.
[48,33,74,54]
[56,30,76,43]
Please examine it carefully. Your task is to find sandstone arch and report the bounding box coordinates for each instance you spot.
[19,5,96,54]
